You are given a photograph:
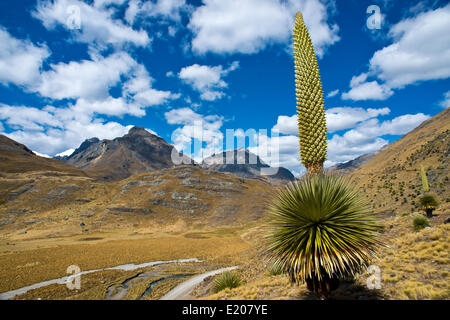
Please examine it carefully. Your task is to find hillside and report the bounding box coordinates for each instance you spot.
[0,135,87,177]
[351,108,450,214]
[0,164,273,239]
[0,135,88,205]
[62,127,192,181]
[328,152,378,174]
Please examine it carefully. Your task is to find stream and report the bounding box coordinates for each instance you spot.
[0,258,201,300]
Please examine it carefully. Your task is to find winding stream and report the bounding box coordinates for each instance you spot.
[0,258,201,300]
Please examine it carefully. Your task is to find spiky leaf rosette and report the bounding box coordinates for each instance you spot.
[293,12,327,174]
[266,174,382,284]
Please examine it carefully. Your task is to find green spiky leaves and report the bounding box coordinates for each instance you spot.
[266,174,382,284]
[293,12,327,173]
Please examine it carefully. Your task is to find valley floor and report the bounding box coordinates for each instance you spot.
[0,205,448,300]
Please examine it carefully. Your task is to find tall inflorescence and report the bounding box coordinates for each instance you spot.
[293,12,327,175]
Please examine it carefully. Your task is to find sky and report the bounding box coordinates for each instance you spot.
[0,0,449,176]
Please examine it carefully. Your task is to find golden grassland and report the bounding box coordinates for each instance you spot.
[0,234,250,293]
[13,269,142,300]
[199,208,449,300]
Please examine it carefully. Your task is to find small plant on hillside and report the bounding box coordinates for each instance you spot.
[419,194,438,218]
[266,11,383,299]
[420,164,430,192]
[413,215,431,230]
[213,272,242,293]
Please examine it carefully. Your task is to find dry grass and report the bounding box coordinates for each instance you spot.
[12,269,141,300]
[0,235,250,292]
[198,211,449,300]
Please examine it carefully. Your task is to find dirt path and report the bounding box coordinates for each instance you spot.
[0,258,201,300]
[160,266,238,300]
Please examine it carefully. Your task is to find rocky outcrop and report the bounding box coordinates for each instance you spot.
[60,127,193,181]
[201,148,295,182]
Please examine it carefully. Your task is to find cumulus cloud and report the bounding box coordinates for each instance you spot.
[261,109,429,176]
[33,0,150,49]
[178,61,239,101]
[165,107,224,161]
[370,4,450,89]
[273,106,391,135]
[0,28,50,87]
[341,73,393,101]
[343,4,450,100]
[33,52,178,116]
[326,89,339,98]
[125,0,191,26]
[327,113,430,163]
[37,52,136,101]
[439,90,450,109]
[188,0,339,56]
[0,103,137,155]
[123,64,180,107]
[0,104,62,131]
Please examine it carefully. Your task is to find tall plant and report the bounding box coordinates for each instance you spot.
[420,164,430,192]
[266,12,382,299]
[419,164,438,218]
[293,12,327,175]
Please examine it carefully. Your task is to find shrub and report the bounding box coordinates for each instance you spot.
[419,194,438,218]
[413,215,431,230]
[213,272,242,293]
[266,174,382,298]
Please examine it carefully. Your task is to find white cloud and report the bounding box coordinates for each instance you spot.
[0,104,62,131]
[33,0,150,49]
[439,90,450,109]
[370,4,450,89]
[0,121,4,132]
[188,0,339,56]
[342,73,393,101]
[326,89,339,98]
[273,106,391,135]
[178,61,239,101]
[165,107,224,162]
[123,65,180,107]
[37,52,136,101]
[0,28,50,87]
[262,110,429,175]
[343,4,450,101]
[34,53,178,116]
[0,103,136,156]
[326,107,391,132]
[125,0,190,25]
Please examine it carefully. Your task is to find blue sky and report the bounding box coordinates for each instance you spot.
[0,0,449,176]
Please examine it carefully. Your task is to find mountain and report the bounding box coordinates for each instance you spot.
[350,107,450,214]
[328,151,380,174]
[61,127,192,181]
[0,134,86,177]
[201,148,295,182]
[53,148,75,161]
